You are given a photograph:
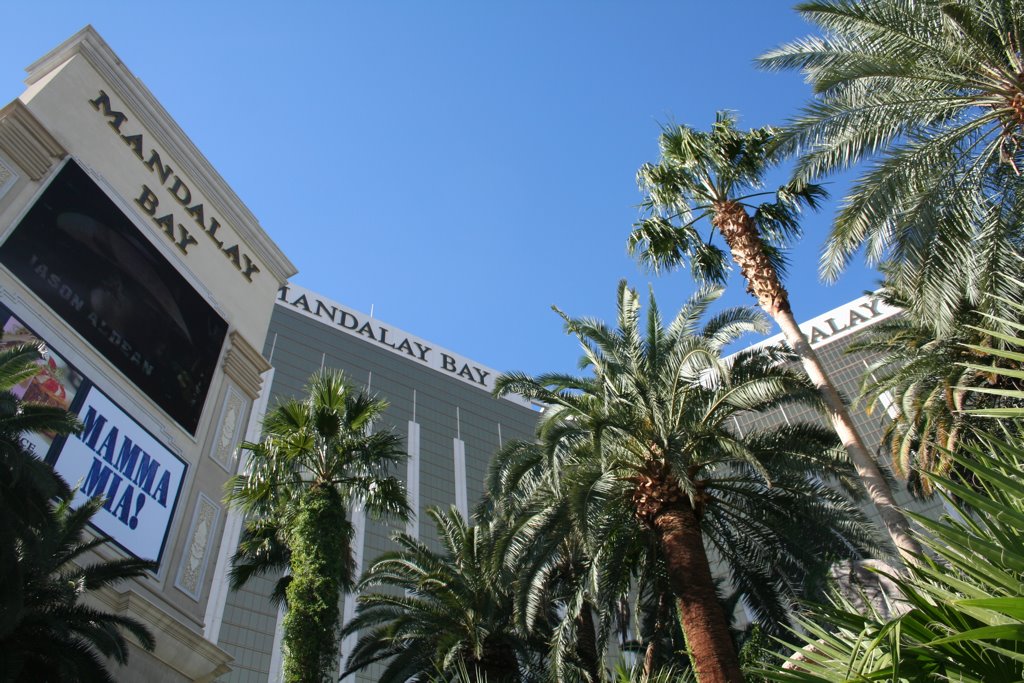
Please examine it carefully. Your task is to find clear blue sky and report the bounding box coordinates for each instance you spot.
[0,2,880,379]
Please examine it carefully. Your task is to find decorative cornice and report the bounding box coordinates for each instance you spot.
[0,100,65,180]
[88,585,233,682]
[23,26,297,285]
[222,330,271,399]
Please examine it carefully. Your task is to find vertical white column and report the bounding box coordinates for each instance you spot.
[406,420,421,540]
[203,368,276,644]
[339,498,366,679]
[453,407,468,519]
[267,601,286,683]
[453,438,468,520]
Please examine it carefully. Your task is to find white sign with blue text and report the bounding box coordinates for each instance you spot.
[56,387,186,563]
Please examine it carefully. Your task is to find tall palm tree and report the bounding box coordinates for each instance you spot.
[496,283,880,683]
[762,434,1024,682]
[341,506,540,683]
[758,0,1024,333]
[226,369,409,683]
[626,113,921,562]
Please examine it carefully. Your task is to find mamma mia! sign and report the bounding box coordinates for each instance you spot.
[58,387,186,563]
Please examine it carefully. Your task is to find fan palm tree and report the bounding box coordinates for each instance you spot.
[759,0,1024,332]
[342,506,540,683]
[226,369,409,683]
[626,113,921,562]
[496,283,880,683]
[227,514,291,605]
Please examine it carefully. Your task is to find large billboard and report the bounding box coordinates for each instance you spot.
[0,160,227,433]
[0,306,186,563]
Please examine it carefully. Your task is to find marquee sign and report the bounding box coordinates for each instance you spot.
[0,306,185,564]
[88,90,262,283]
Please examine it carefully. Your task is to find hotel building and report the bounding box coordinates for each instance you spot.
[0,28,540,682]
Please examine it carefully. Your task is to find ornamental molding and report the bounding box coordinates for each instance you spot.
[222,330,271,400]
[210,383,248,472]
[0,100,65,180]
[174,492,221,601]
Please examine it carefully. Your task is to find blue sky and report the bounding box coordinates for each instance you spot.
[0,2,881,378]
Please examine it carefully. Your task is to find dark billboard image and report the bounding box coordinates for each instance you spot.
[0,160,227,433]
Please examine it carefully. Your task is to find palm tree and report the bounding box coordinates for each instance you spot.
[758,0,1024,333]
[0,342,80,633]
[341,506,540,683]
[762,434,1024,682]
[496,283,880,683]
[226,369,409,683]
[227,515,292,605]
[1,495,157,683]
[626,113,921,562]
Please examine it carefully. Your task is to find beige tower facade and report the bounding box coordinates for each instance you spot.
[0,27,295,681]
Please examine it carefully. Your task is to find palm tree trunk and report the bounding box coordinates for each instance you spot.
[653,501,742,683]
[642,592,667,681]
[713,202,922,563]
[283,483,347,683]
[642,639,656,682]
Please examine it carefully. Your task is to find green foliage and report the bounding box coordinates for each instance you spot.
[846,286,1024,496]
[1,495,157,683]
[761,435,1024,682]
[282,484,348,683]
[760,0,1024,332]
[607,661,695,683]
[479,440,605,683]
[0,343,80,624]
[227,369,408,683]
[628,109,919,564]
[738,625,775,683]
[959,284,1024,419]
